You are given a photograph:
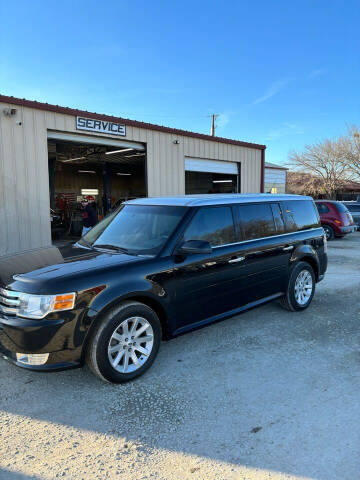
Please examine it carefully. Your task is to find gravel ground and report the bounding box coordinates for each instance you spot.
[1,232,360,480]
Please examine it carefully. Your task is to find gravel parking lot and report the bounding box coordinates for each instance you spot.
[1,232,360,480]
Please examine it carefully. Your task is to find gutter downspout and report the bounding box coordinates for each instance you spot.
[260,148,265,193]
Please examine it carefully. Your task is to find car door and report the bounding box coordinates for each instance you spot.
[171,205,250,332]
[232,202,290,304]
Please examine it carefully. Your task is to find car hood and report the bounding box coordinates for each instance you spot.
[0,244,142,288]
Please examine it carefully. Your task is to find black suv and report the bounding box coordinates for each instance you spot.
[0,194,327,383]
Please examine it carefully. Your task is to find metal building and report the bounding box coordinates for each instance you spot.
[264,162,288,194]
[0,95,266,256]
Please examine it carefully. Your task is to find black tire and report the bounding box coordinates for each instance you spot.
[86,301,161,383]
[323,225,334,241]
[280,261,316,312]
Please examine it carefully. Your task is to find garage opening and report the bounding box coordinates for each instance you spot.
[47,132,146,243]
[185,157,240,194]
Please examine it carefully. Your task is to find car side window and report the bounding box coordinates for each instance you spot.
[237,203,277,240]
[283,200,320,232]
[316,203,330,214]
[183,206,236,247]
[271,203,285,233]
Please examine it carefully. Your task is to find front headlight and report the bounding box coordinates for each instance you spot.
[18,292,76,319]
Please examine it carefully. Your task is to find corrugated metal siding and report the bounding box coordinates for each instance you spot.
[0,102,262,256]
[264,167,286,194]
[265,168,286,183]
[0,104,52,256]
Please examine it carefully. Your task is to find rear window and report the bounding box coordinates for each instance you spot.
[283,200,320,232]
[183,206,236,246]
[237,203,277,240]
[335,202,349,213]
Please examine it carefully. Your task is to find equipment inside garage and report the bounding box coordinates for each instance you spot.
[185,158,240,194]
[47,133,146,240]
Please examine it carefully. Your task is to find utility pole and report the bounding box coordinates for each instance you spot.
[210,114,219,136]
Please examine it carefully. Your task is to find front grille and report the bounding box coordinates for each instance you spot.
[0,288,20,316]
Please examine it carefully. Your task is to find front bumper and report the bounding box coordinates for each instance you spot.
[0,311,86,371]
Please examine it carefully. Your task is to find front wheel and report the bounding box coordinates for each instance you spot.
[323,225,334,241]
[280,262,315,312]
[86,301,161,383]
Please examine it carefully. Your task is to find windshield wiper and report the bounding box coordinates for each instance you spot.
[76,239,93,250]
[93,244,130,254]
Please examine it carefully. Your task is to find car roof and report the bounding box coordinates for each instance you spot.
[125,193,312,207]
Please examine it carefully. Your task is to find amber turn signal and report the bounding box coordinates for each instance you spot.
[53,293,76,311]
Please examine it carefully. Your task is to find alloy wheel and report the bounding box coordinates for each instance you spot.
[107,316,154,373]
[294,270,313,306]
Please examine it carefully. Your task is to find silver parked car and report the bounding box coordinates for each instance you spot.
[342,202,360,230]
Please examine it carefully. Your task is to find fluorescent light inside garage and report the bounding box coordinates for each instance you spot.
[81,189,99,195]
[62,156,86,163]
[105,148,134,155]
[213,180,233,183]
[117,173,132,176]
[78,170,96,173]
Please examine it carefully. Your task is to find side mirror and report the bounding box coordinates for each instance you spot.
[175,239,212,255]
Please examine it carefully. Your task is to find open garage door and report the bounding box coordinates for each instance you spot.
[185,157,240,194]
[47,131,145,151]
[47,132,146,243]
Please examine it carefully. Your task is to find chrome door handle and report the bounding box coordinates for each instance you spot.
[228,256,245,263]
[283,246,294,251]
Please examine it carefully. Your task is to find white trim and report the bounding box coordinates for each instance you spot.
[47,131,145,150]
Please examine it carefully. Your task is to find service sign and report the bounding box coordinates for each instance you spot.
[76,116,126,136]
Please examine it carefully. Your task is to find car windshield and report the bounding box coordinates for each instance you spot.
[78,204,186,255]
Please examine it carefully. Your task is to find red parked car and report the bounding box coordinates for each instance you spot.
[315,200,356,240]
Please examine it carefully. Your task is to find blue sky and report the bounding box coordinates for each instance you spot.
[0,0,359,165]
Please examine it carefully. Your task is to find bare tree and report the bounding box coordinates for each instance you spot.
[286,171,324,197]
[341,125,360,179]
[288,138,349,199]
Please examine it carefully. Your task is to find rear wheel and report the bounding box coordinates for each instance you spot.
[323,225,334,240]
[280,262,315,312]
[86,301,161,383]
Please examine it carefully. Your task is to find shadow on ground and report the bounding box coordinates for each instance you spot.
[1,234,360,480]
